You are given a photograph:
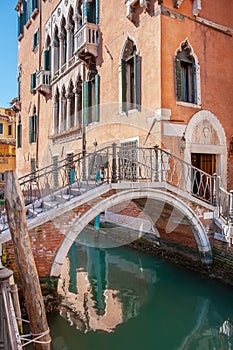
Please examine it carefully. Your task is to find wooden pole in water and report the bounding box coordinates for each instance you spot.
[5,171,51,350]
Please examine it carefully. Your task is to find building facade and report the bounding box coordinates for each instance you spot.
[0,108,16,195]
[15,0,233,189]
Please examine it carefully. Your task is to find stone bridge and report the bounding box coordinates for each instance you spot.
[1,145,232,280]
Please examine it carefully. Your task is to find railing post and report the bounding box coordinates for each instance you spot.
[154,144,159,182]
[0,257,22,349]
[229,190,233,225]
[212,173,218,206]
[111,142,117,183]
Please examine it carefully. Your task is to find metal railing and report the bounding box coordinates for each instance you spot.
[0,144,232,233]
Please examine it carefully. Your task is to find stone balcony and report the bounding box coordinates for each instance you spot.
[75,22,99,60]
[36,70,51,95]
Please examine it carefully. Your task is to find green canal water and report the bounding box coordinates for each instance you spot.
[48,241,233,350]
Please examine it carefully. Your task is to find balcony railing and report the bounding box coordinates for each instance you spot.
[36,70,51,95]
[75,22,99,58]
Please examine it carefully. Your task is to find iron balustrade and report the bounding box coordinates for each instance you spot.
[0,144,231,233]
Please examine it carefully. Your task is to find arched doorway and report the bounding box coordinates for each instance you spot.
[184,110,227,188]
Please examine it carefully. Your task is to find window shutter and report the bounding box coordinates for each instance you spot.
[17,124,22,148]
[22,0,27,25]
[86,1,96,24]
[192,60,197,104]
[29,116,33,143]
[175,57,182,101]
[95,74,99,122]
[30,73,36,91]
[83,81,89,125]
[33,115,37,142]
[121,59,126,112]
[18,13,24,37]
[27,0,33,19]
[30,157,36,174]
[96,0,99,24]
[32,0,38,10]
[133,52,141,109]
[44,50,50,70]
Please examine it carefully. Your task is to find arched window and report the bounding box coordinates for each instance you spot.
[175,40,201,105]
[53,26,59,73]
[121,38,141,112]
[29,105,37,143]
[44,35,51,71]
[60,17,67,65]
[68,7,75,57]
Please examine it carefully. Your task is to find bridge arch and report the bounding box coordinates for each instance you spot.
[51,189,212,276]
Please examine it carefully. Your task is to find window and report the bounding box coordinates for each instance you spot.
[83,73,99,125]
[30,157,36,180]
[8,125,12,136]
[121,39,141,112]
[30,72,36,91]
[119,139,138,180]
[33,29,39,50]
[0,173,5,182]
[17,124,22,148]
[0,123,3,135]
[175,40,200,105]
[29,114,37,143]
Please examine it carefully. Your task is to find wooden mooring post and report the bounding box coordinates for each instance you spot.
[5,171,51,350]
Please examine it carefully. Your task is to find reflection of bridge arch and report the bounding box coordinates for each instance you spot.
[51,188,212,277]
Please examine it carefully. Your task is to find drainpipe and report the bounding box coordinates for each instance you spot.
[36,0,42,169]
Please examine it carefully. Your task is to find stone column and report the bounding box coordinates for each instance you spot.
[66,93,72,130]
[51,39,59,78]
[52,98,58,134]
[58,33,65,69]
[66,24,73,62]
[59,95,66,132]
[73,15,80,52]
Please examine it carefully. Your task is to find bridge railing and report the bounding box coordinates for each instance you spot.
[15,144,227,207]
[0,143,231,234]
[156,147,215,204]
[218,187,231,222]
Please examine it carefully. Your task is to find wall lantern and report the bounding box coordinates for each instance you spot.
[230,136,233,155]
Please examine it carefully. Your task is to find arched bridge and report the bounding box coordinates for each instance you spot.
[1,144,232,279]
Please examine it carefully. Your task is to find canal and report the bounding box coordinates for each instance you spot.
[47,234,233,350]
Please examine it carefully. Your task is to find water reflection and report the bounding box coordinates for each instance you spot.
[56,240,233,350]
[58,243,156,333]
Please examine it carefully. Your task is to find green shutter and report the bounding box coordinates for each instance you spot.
[83,81,89,125]
[27,0,33,19]
[95,74,100,122]
[96,0,99,24]
[18,13,24,37]
[121,59,126,112]
[17,124,22,148]
[29,116,33,143]
[22,0,27,25]
[30,73,36,91]
[86,1,96,23]
[32,0,38,10]
[192,60,197,104]
[175,57,182,101]
[31,157,36,173]
[133,52,141,109]
[33,115,37,142]
[88,81,92,124]
[44,50,50,70]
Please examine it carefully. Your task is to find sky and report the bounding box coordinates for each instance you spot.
[0,1,18,108]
